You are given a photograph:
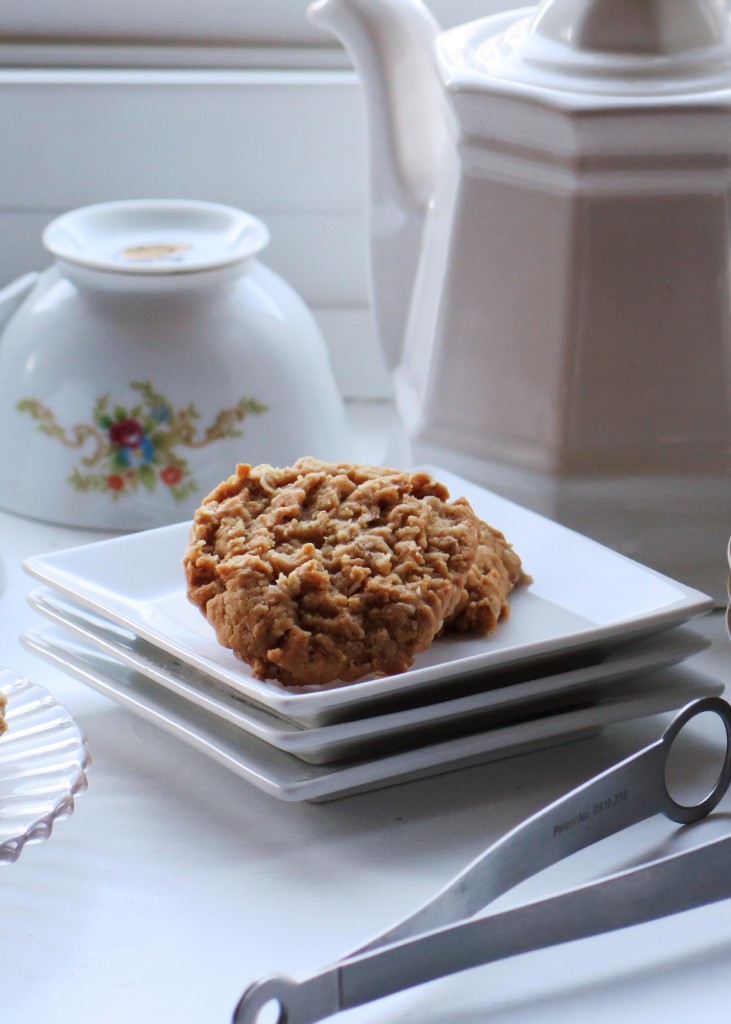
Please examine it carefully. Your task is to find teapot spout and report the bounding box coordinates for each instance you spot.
[308,0,444,370]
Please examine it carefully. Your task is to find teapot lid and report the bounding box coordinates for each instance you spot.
[444,0,731,96]
[43,199,270,275]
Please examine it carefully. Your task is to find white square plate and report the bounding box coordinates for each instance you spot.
[21,625,723,803]
[26,587,710,765]
[23,467,714,727]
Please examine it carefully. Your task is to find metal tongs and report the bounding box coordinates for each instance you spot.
[233,696,731,1024]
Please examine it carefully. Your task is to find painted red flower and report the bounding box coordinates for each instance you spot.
[160,465,183,486]
[109,418,143,448]
[107,474,125,490]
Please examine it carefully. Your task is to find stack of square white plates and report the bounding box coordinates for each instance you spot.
[21,468,720,802]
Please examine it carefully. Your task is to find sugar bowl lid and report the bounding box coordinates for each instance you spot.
[43,199,270,275]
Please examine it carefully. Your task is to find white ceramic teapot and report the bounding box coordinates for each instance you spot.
[308,0,731,480]
[0,199,350,530]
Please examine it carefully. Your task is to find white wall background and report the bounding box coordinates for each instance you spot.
[0,2,522,59]
[0,2,524,398]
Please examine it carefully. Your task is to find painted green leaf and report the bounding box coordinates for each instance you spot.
[137,463,157,491]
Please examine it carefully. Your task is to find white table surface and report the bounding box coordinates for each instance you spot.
[2,405,730,1024]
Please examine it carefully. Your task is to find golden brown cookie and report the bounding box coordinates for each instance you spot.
[445,520,528,634]
[184,457,481,688]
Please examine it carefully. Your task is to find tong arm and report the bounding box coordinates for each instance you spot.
[233,696,731,1024]
[354,694,731,955]
[353,740,664,954]
[234,829,731,1024]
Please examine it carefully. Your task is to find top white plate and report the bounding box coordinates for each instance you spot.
[23,467,714,726]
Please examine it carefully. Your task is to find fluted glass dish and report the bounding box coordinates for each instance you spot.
[0,670,89,864]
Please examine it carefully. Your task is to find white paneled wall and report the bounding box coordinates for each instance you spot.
[0,0,520,39]
[0,69,390,398]
[0,4,526,399]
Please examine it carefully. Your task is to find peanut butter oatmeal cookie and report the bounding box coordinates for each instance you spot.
[445,520,528,634]
[184,457,481,688]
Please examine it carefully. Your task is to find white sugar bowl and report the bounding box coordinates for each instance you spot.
[0,199,350,530]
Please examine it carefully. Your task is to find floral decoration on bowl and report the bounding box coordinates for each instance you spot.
[17,380,267,503]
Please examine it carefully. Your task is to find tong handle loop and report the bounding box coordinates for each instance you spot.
[234,972,340,1024]
[661,695,731,824]
[233,976,294,1024]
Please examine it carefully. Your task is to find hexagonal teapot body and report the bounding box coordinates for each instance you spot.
[395,50,731,477]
